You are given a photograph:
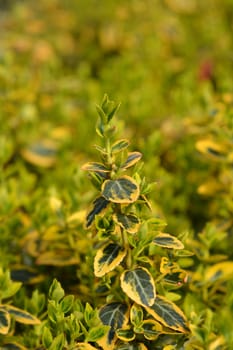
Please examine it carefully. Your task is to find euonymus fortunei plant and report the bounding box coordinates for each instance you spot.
[82,95,190,349]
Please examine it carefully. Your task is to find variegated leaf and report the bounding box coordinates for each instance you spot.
[196,139,227,159]
[111,139,130,153]
[2,305,41,325]
[142,319,163,340]
[99,302,129,346]
[113,212,140,233]
[21,140,57,168]
[86,196,109,228]
[120,267,156,307]
[205,261,233,282]
[0,307,10,334]
[121,152,142,169]
[145,295,189,333]
[82,162,110,173]
[116,326,135,341]
[74,343,97,350]
[102,176,139,203]
[153,233,184,250]
[94,242,126,277]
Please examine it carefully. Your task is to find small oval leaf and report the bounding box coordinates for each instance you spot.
[145,295,189,333]
[113,213,140,234]
[116,326,135,341]
[142,319,163,340]
[86,196,109,228]
[112,139,130,153]
[102,176,139,203]
[99,302,129,346]
[82,162,110,173]
[153,233,184,250]
[121,152,142,169]
[94,242,126,277]
[121,267,156,307]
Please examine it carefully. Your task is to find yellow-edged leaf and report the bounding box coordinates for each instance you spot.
[1,342,27,350]
[120,267,156,307]
[2,305,41,325]
[111,139,130,153]
[205,261,233,282]
[94,242,126,277]
[99,302,129,347]
[145,295,189,333]
[121,152,142,169]
[0,308,10,334]
[153,233,184,250]
[116,326,135,341]
[21,140,57,167]
[130,304,143,327]
[113,212,140,234]
[86,196,109,228]
[142,319,163,340]
[196,139,228,159]
[102,176,139,203]
[82,162,110,173]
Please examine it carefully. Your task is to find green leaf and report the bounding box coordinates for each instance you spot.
[142,319,163,340]
[86,196,109,228]
[99,302,129,345]
[48,333,65,350]
[42,326,53,349]
[120,267,156,307]
[60,295,74,313]
[145,295,189,333]
[82,162,110,173]
[121,152,142,169]
[153,233,184,250]
[113,213,140,234]
[130,304,143,327]
[111,139,130,153]
[86,325,109,342]
[102,176,139,203]
[0,307,10,334]
[116,326,135,341]
[94,242,126,277]
[2,305,41,325]
[49,279,65,302]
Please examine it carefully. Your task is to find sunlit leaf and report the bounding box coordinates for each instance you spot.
[82,162,110,173]
[21,140,57,168]
[145,295,189,333]
[113,212,140,233]
[153,233,184,249]
[2,305,41,325]
[121,152,142,169]
[94,242,126,277]
[130,304,143,327]
[0,307,10,334]
[112,139,130,153]
[102,176,139,203]
[121,267,156,307]
[205,261,233,282]
[86,196,109,228]
[196,139,228,159]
